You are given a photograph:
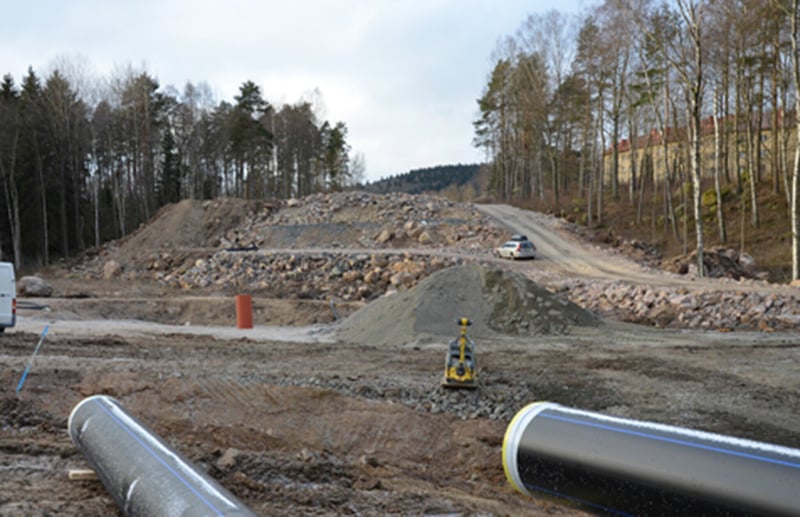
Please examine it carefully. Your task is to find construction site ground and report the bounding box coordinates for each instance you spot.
[1,195,799,516]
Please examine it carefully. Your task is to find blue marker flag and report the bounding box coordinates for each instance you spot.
[15,325,50,393]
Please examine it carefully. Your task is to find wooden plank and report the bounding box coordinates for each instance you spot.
[68,469,98,481]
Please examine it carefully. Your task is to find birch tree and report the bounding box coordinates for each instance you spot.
[786,0,800,280]
[653,0,708,276]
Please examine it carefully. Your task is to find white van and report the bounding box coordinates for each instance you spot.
[0,262,16,333]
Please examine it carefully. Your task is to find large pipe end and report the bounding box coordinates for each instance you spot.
[68,394,258,516]
[502,401,554,497]
[501,402,800,515]
[68,394,117,446]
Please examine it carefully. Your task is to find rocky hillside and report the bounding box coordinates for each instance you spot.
[50,191,800,333]
[66,192,507,303]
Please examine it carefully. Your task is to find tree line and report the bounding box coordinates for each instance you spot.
[0,64,357,269]
[366,164,480,195]
[474,0,800,279]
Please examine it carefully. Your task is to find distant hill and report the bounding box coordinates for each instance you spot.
[365,164,481,194]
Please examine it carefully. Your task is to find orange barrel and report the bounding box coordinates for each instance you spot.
[235,294,253,329]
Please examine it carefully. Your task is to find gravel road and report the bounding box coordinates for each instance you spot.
[478,203,800,295]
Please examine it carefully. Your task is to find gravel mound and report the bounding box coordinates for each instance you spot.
[334,264,599,346]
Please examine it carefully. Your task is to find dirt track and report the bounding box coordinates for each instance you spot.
[479,204,800,296]
[2,200,800,516]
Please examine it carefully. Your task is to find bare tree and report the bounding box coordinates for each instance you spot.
[712,88,727,243]
[348,152,367,186]
[596,0,636,200]
[518,10,577,204]
[639,0,708,276]
[574,15,607,226]
[785,0,800,280]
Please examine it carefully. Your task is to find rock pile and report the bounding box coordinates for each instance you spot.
[663,246,765,280]
[159,251,464,302]
[222,191,506,250]
[565,280,800,331]
[69,192,506,281]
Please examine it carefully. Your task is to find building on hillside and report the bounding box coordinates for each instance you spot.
[604,110,797,187]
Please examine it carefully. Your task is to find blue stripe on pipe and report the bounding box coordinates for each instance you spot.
[92,398,228,517]
[542,412,800,470]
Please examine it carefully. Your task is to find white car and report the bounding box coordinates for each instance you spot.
[495,240,537,260]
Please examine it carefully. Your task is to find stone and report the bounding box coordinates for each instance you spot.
[103,260,123,279]
[647,304,677,326]
[342,270,361,283]
[17,276,54,297]
[389,271,414,287]
[217,448,241,470]
[375,229,394,244]
[363,270,379,284]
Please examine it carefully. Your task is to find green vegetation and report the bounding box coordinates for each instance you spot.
[366,164,481,195]
[0,70,352,268]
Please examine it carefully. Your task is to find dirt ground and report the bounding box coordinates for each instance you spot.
[4,314,799,516]
[2,197,800,516]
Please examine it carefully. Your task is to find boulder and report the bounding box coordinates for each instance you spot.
[103,260,123,279]
[17,276,54,297]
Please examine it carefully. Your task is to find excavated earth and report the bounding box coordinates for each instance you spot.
[2,192,800,516]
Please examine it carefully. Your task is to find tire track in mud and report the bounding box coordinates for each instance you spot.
[200,377,283,412]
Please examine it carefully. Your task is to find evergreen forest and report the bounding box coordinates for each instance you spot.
[0,68,353,268]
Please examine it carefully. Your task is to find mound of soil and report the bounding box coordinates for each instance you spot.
[334,264,599,347]
[71,198,271,274]
[124,198,269,250]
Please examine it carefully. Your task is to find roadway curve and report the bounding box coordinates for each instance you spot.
[476,204,795,295]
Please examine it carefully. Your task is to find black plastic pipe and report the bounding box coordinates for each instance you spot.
[69,395,257,517]
[503,402,800,516]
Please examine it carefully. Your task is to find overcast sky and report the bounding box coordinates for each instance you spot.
[4,0,588,182]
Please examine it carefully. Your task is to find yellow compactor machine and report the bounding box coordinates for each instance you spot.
[442,317,477,389]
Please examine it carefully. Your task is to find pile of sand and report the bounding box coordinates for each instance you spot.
[334,264,599,347]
